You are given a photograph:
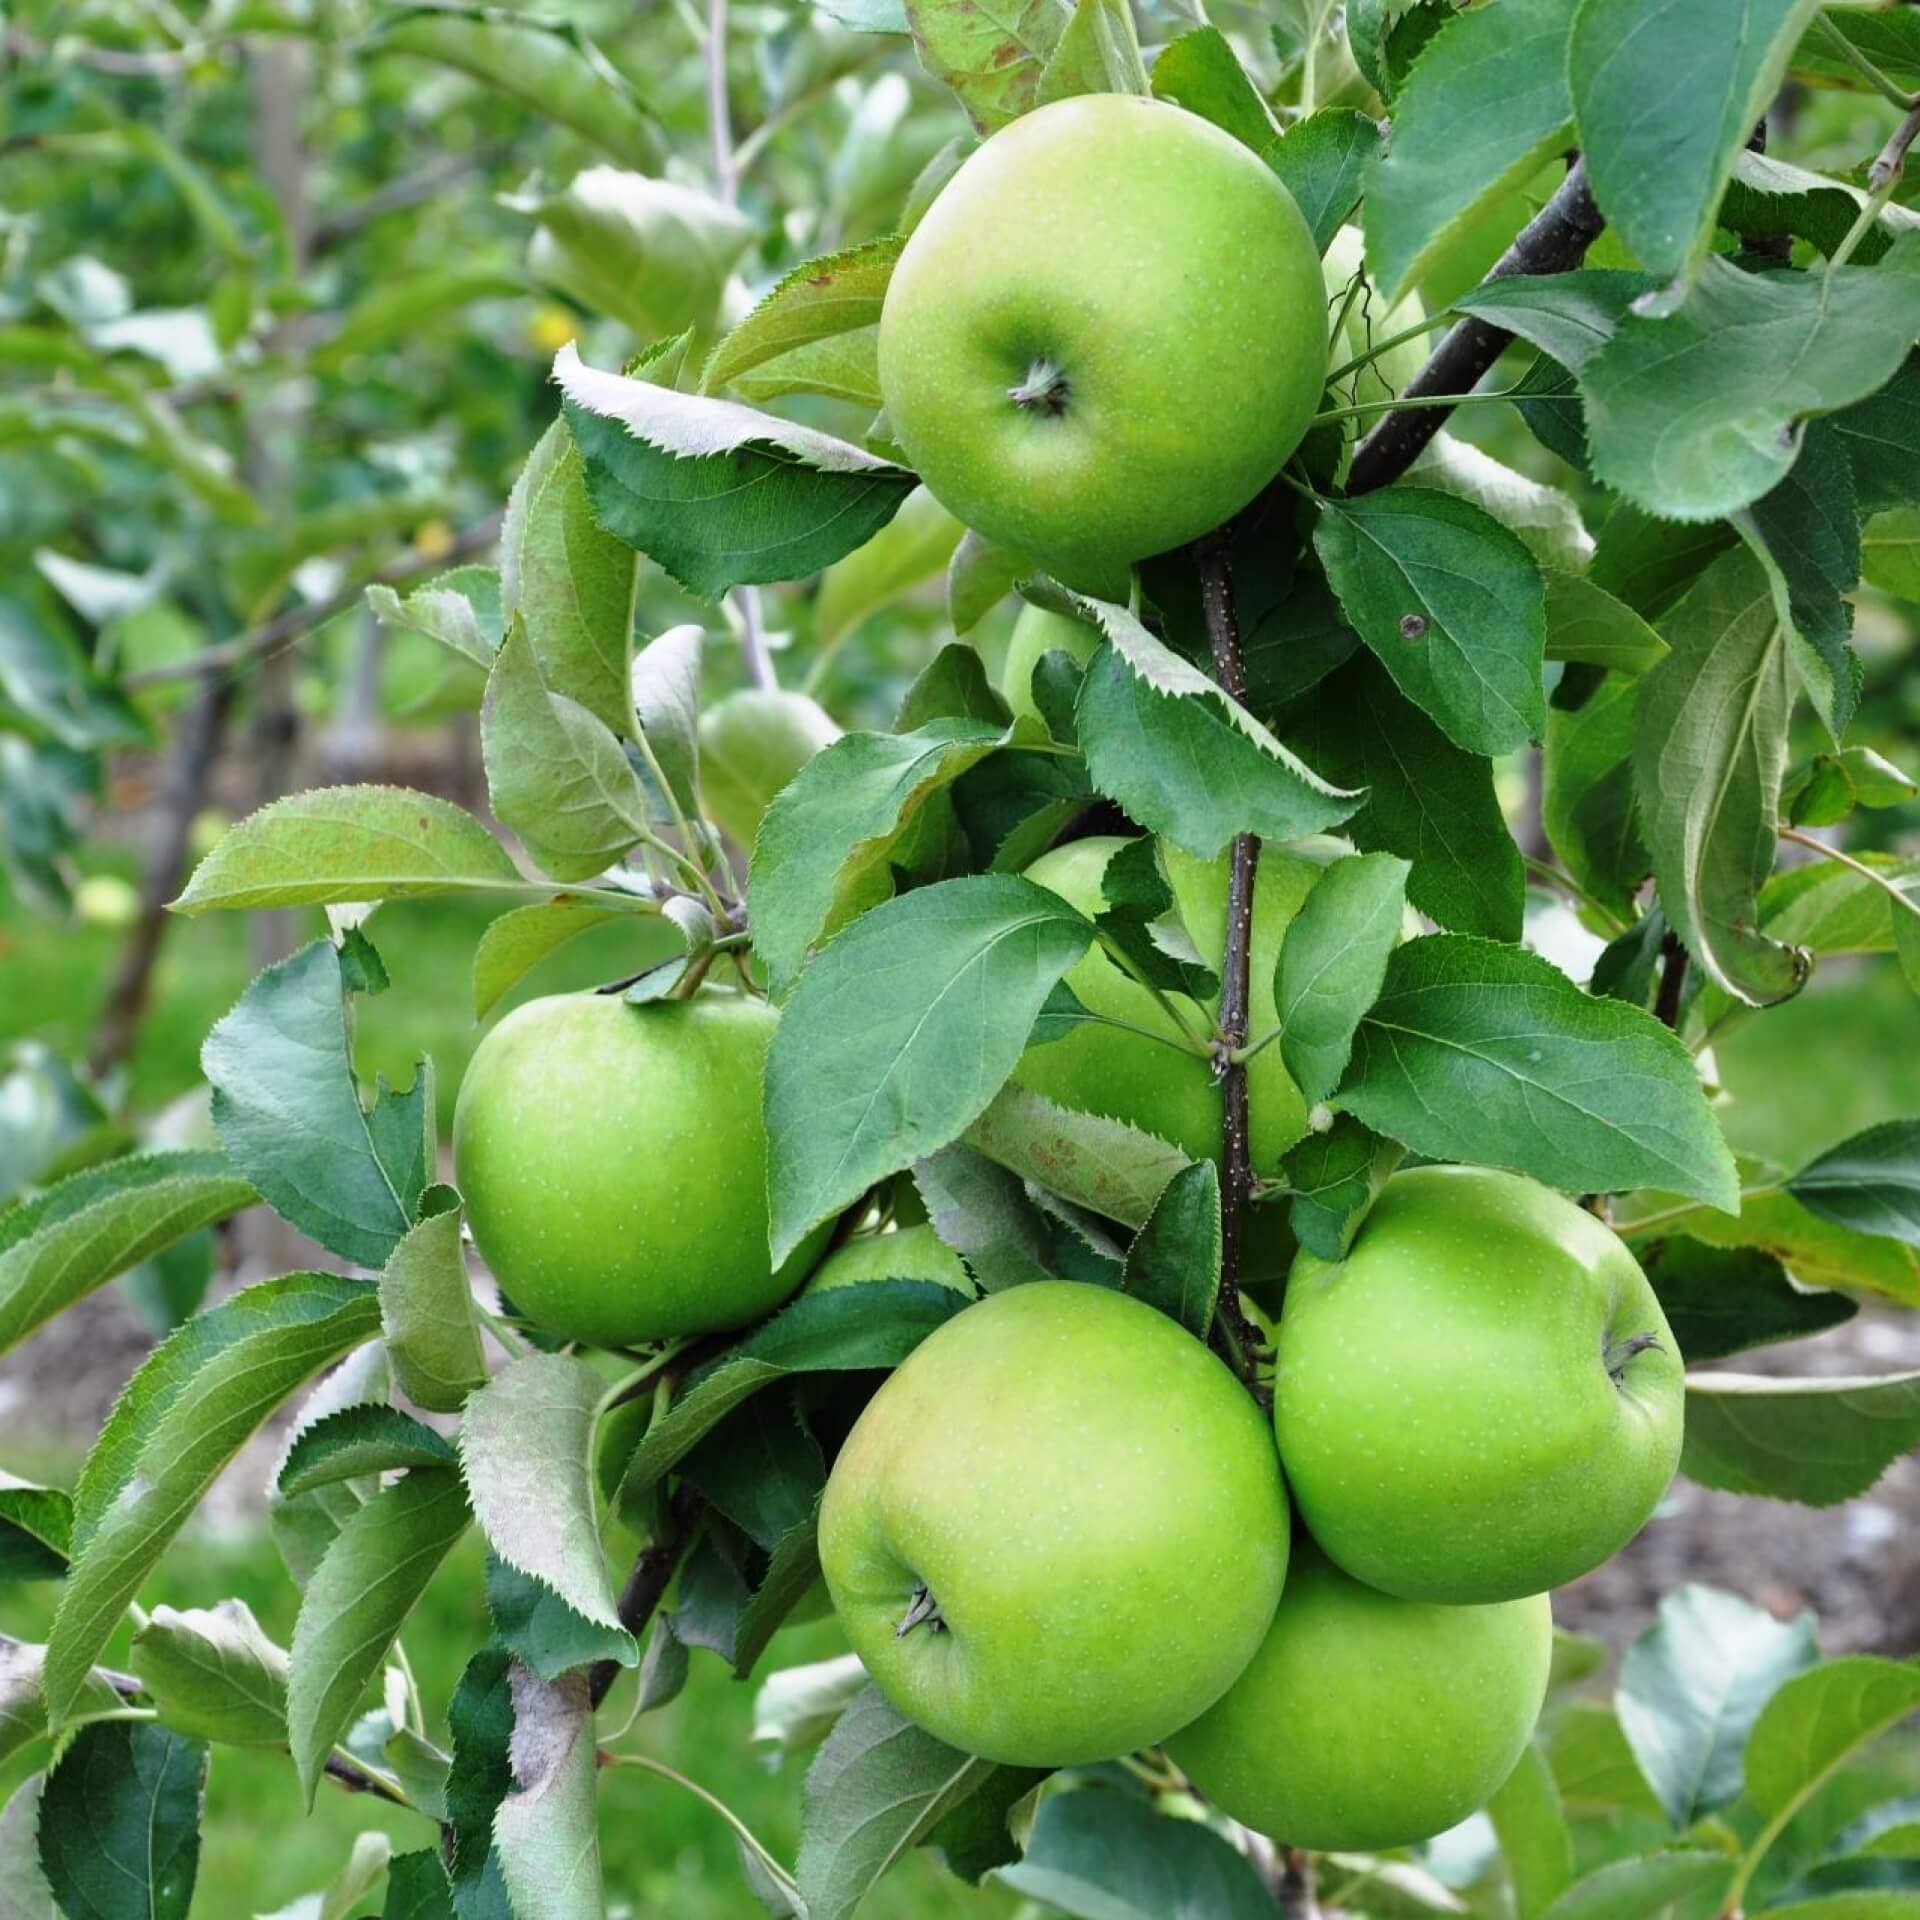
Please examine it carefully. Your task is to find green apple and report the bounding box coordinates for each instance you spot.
[1274,1166,1684,1603]
[1321,223,1427,410]
[1167,1541,1552,1851]
[878,95,1326,596]
[819,1281,1289,1765]
[1012,836,1316,1176]
[453,990,831,1346]
[698,689,840,852]
[1000,604,1099,733]
[803,1223,973,1297]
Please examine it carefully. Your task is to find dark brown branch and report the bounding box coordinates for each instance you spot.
[1653,928,1689,1030]
[90,675,235,1074]
[1345,159,1605,498]
[588,1489,700,1708]
[122,510,504,689]
[1195,531,1266,1384]
[324,1751,412,1806]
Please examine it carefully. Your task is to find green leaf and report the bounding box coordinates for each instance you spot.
[1832,354,1920,514]
[288,1467,470,1807]
[374,6,661,168]
[681,1396,824,1554]
[814,487,965,648]
[487,1557,636,1685]
[367,565,503,672]
[0,1777,55,1920]
[796,1684,1005,1920]
[1863,507,1920,601]
[1756,855,1920,963]
[558,344,916,599]
[481,617,653,884]
[749,718,1010,990]
[1286,1114,1404,1260]
[618,1281,968,1502]
[1276,853,1410,1105]
[736,328,884,410]
[37,1721,206,1920]
[1569,0,1824,285]
[1640,1235,1855,1363]
[129,1599,289,1749]
[1,1641,122,1768]
[204,939,433,1270]
[1405,434,1595,578]
[459,1353,631,1648]
[1150,28,1281,156]
[910,1146,1054,1292]
[46,1273,381,1726]
[993,1786,1276,1918]
[445,1645,514,1917]
[278,1404,456,1496]
[1314,489,1545,757]
[1281,652,1525,941]
[1340,934,1739,1209]
[1681,1372,1920,1504]
[1634,548,1805,1008]
[515,168,750,344]
[1073,596,1360,860]
[1544,1703,1664,1817]
[703,237,903,395]
[1120,1160,1219,1338]
[1362,0,1576,305]
[1488,1745,1575,1920]
[1537,1852,1734,1920]
[0,1150,253,1358]
[1746,1659,1920,1825]
[498,419,637,742]
[765,874,1094,1264]
[1721,150,1916,268]
[0,1475,70,1583]
[1544,669,1648,922]
[963,1082,1193,1231]
[175,785,522,916]
[378,1202,489,1415]
[904,0,1066,132]
[1583,239,1920,521]
[1546,573,1669,676]
[471,899,637,1020]
[1615,1585,1818,1828]
[1268,111,1383,257]
[1790,1121,1920,1249]
[494,1666,604,1920]
[1035,0,1150,105]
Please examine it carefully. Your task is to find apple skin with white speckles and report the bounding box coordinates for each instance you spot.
[818,1281,1290,1767]
[1275,1165,1684,1604]
[1166,1539,1552,1850]
[452,989,831,1346]
[877,94,1326,597]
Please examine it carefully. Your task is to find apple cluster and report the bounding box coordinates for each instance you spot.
[451,983,1681,1853]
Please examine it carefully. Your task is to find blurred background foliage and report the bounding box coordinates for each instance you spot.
[1,1,1917,1912]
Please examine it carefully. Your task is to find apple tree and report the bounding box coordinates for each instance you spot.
[5,1,1920,1916]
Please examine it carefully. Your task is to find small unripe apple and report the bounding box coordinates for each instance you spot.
[819,1281,1289,1765]
[698,689,840,852]
[802,1223,973,1297]
[999,604,1099,733]
[879,95,1326,596]
[1012,836,1315,1175]
[453,990,831,1346]
[1167,1541,1552,1850]
[1274,1166,1684,1603]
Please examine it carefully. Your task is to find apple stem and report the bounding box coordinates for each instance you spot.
[1008,357,1072,417]
[1194,528,1267,1388]
[896,1582,946,1638]
[1605,1331,1664,1383]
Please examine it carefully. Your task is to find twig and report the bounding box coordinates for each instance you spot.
[1344,159,1605,498]
[1194,531,1266,1383]
[1653,928,1689,1030]
[324,1748,411,1807]
[313,149,508,254]
[1870,99,1920,193]
[123,510,503,688]
[89,674,235,1073]
[1781,824,1920,923]
[587,1489,700,1708]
